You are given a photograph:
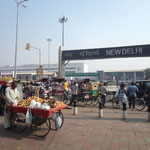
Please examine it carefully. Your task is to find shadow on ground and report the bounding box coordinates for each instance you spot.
[0,123,48,141]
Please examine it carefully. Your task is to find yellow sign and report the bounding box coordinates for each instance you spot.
[37,68,43,76]
[25,43,30,50]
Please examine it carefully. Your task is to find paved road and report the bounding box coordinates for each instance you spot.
[0,104,150,150]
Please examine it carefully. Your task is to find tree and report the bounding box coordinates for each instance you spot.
[144,68,150,79]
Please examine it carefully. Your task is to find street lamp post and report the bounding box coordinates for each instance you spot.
[59,16,68,47]
[58,16,68,78]
[14,0,28,79]
[46,38,52,72]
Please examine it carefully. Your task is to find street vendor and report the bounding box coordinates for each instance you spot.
[4,81,20,130]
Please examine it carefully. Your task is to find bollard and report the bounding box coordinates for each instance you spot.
[122,103,127,120]
[99,100,103,118]
[73,100,77,115]
[147,103,150,122]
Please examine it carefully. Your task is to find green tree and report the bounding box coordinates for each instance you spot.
[144,68,150,79]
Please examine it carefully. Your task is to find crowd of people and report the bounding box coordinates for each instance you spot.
[0,78,149,130]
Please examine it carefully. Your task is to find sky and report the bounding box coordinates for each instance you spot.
[1,0,150,72]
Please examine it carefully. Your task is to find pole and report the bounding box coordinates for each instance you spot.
[98,97,103,118]
[47,38,52,72]
[39,49,41,67]
[14,3,19,79]
[48,41,50,71]
[122,103,127,119]
[30,46,41,67]
[14,0,28,79]
[62,22,64,47]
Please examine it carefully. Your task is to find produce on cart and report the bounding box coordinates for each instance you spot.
[9,96,66,137]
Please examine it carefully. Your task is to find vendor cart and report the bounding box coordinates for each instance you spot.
[8,105,65,137]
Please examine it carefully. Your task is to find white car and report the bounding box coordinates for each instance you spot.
[106,80,118,94]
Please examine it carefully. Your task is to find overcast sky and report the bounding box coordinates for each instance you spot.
[1,0,150,72]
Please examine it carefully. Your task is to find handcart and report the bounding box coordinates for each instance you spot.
[8,105,66,137]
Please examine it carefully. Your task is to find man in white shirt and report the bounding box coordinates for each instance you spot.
[4,81,20,130]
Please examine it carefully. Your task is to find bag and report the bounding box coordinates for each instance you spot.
[25,108,32,126]
[118,89,127,103]
[55,113,62,129]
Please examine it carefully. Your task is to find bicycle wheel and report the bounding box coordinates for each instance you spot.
[30,117,51,137]
[86,98,92,105]
[77,98,87,107]
[10,112,27,133]
[135,98,146,111]
[112,97,120,109]
[92,97,100,106]
[50,111,64,130]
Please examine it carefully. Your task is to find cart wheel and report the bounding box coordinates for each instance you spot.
[50,111,64,130]
[10,112,27,133]
[30,117,51,137]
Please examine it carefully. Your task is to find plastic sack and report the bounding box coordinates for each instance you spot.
[55,114,62,129]
[13,100,18,106]
[29,99,37,108]
[41,103,50,110]
[52,112,57,120]
[25,108,32,126]
[35,102,42,109]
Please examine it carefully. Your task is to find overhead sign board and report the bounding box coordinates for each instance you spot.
[62,44,150,61]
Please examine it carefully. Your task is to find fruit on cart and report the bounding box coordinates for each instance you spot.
[51,100,66,108]
[17,97,44,107]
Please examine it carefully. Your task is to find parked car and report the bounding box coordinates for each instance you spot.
[134,80,150,97]
[100,80,118,94]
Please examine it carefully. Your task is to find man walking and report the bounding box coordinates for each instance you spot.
[69,82,78,105]
[128,82,139,109]
[99,82,108,107]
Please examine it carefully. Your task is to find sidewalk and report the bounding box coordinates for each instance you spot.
[0,104,150,150]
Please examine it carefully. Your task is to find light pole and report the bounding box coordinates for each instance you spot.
[46,38,52,72]
[25,43,41,68]
[14,0,28,79]
[59,16,68,47]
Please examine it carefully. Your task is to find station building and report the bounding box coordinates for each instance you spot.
[0,63,145,82]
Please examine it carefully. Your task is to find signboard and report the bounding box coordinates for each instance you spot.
[62,44,150,61]
[65,72,98,77]
[36,68,43,76]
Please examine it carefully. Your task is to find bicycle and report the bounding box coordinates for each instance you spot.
[135,89,150,111]
[59,91,71,104]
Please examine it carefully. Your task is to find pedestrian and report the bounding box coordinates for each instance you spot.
[24,83,30,98]
[115,83,128,109]
[99,82,108,107]
[34,84,40,97]
[4,81,20,130]
[0,84,7,105]
[69,82,78,105]
[128,82,139,109]
[63,80,68,91]
[17,80,23,101]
